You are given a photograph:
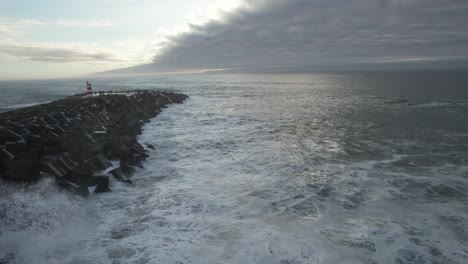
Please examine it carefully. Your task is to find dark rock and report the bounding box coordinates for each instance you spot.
[109,167,124,180]
[0,148,15,161]
[122,179,133,185]
[41,162,65,178]
[57,179,89,197]
[71,162,93,176]
[94,183,112,193]
[17,145,43,159]
[88,173,110,186]
[120,160,135,176]
[63,153,78,167]
[52,124,66,134]
[0,128,24,142]
[131,142,146,154]
[85,153,111,171]
[43,146,62,155]
[3,158,39,181]
[56,131,93,150]
[6,140,28,153]
[45,114,59,125]
[56,156,75,172]
[27,124,42,134]
[146,144,155,150]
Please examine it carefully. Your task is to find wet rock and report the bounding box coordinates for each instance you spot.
[109,167,124,181]
[41,162,66,178]
[0,148,14,161]
[3,158,39,182]
[94,182,111,193]
[0,128,24,142]
[85,153,112,171]
[5,139,28,153]
[57,131,94,153]
[71,162,94,177]
[146,144,155,150]
[120,160,135,177]
[91,174,111,193]
[56,155,75,172]
[16,145,43,159]
[57,179,90,197]
[122,179,133,185]
[88,173,110,186]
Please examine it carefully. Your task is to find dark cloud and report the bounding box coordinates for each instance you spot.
[107,0,468,74]
[0,43,122,63]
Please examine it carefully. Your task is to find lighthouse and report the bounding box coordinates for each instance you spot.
[86,81,93,95]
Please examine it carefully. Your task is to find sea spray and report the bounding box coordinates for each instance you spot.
[0,178,97,264]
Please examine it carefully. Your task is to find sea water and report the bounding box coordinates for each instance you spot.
[1,71,467,263]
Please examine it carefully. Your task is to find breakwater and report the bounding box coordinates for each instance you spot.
[0,90,188,196]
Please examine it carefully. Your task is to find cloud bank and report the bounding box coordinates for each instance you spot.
[56,18,114,27]
[0,18,46,35]
[0,43,123,63]
[105,0,468,74]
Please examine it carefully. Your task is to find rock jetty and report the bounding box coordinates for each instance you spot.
[0,90,188,196]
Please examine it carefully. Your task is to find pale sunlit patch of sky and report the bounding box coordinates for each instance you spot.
[0,0,243,80]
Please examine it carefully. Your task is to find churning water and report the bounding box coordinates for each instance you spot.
[1,71,468,263]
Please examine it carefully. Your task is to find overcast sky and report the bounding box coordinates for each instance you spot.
[1,0,468,79]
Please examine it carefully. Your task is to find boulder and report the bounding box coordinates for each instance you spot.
[3,158,39,182]
[17,145,43,159]
[5,139,28,153]
[108,167,124,181]
[94,184,111,193]
[41,162,65,178]
[56,156,75,172]
[44,114,58,125]
[87,173,110,186]
[0,128,24,142]
[71,162,93,177]
[56,179,89,197]
[85,153,112,171]
[43,146,62,155]
[56,131,94,152]
[0,147,15,161]
[146,144,155,150]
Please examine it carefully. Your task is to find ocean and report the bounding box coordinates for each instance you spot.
[0,71,467,264]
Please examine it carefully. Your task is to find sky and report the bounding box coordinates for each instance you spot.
[0,0,243,79]
[1,0,468,80]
